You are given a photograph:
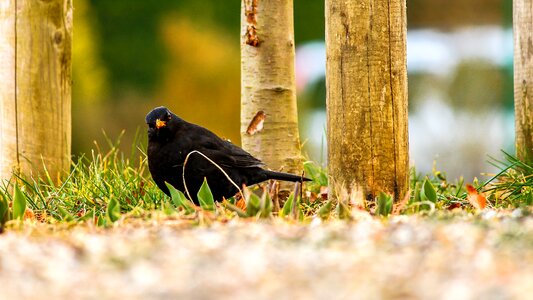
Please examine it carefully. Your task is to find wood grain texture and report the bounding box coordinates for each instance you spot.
[240,0,303,174]
[325,0,409,201]
[0,0,72,181]
[514,0,533,161]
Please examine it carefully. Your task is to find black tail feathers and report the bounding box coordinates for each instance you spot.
[264,170,311,182]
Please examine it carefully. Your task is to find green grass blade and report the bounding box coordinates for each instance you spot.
[280,194,293,218]
[166,182,195,214]
[376,192,393,216]
[58,206,75,222]
[317,200,333,220]
[246,192,261,217]
[303,161,327,186]
[259,188,272,218]
[0,191,9,228]
[421,178,437,202]
[337,201,351,219]
[106,196,120,223]
[197,178,215,212]
[222,200,248,217]
[12,184,27,220]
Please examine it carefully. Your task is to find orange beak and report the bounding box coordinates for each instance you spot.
[155,119,167,129]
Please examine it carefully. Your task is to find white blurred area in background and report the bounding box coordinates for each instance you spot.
[295,26,514,180]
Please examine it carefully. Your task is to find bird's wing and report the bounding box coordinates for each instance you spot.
[199,140,264,168]
[186,124,264,168]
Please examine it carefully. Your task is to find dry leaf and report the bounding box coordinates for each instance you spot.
[319,186,328,200]
[306,191,318,203]
[246,111,266,135]
[392,190,411,215]
[349,187,365,209]
[235,192,247,211]
[447,202,462,210]
[24,208,36,220]
[466,184,487,210]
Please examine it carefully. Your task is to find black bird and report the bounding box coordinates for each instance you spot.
[146,106,309,203]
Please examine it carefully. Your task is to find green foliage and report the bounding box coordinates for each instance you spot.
[280,194,294,218]
[280,185,303,221]
[336,201,351,220]
[106,196,121,223]
[0,136,163,227]
[4,138,531,231]
[0,191,9,229]
[376,192,393,216]
[421,178,437,203]
[166,182,195,214]
[484,151,533,208]
[245,190,261,217]
[87,0,323,95]
[304,161,327,187]
[12,184,26,221]
[259,189,273,218]
[58,206,75,222]
[197,178,215,212]
[317,200,333,220]
[222,185,273,218]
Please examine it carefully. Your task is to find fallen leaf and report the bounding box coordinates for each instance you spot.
[306,191,317,203]
[392,190,411,215]
[319,186,328,200]
[349,187,365,209]
[24,208,35,220]
[447,202,462,210]
[246,111,266,135]
[235,195,247,211]
[466,184,487,210]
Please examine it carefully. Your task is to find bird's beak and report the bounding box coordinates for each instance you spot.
[155,119,167,129]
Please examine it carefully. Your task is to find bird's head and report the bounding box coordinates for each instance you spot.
[146,106,176,141]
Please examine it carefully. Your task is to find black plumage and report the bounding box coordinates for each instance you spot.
[146,106,309,203]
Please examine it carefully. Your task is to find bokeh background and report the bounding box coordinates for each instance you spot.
[73,0,514,180]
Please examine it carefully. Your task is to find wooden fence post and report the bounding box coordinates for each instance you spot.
[325,0,409,202]
[0,0,72,182]
[514,0,533,161]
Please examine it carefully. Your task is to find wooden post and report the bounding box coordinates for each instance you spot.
[0,0,72,181]
[514,0,533,161]
[240,0,303,174]
[325,0,409,202]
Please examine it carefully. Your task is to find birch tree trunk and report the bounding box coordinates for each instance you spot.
[240,0,303,175]
[325,0,409,202]
[0,0,72,182]
[514,0,533,162]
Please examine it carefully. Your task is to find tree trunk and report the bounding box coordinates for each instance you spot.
[0,0,72,182]
[514,0,533,162]
[240,0,303,175]
[325,0,409,202]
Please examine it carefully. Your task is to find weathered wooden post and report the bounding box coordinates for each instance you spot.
[514,0,533,162]
[240,0,303,175]
[325,0,409,202]
[0,0,72,181]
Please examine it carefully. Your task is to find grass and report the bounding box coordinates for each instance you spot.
[0,136,532,231]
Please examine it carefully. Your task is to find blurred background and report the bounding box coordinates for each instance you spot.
[73,0,514,180]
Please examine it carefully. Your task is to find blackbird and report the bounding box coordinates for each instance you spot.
[146,106,309,203]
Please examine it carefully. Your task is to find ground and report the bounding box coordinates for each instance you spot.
[1,210,532,299]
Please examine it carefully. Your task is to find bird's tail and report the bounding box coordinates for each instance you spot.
[264,170,311,182]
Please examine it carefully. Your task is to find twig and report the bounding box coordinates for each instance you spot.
[182,150,242,201]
